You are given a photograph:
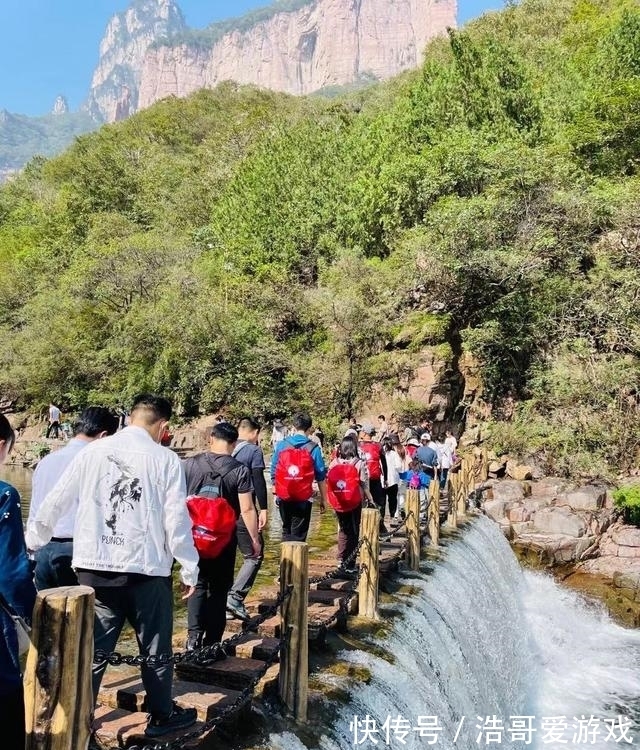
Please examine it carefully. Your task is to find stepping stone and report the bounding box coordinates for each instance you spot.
[308,588,348,607]
[312,577,356,592]
[223,633,280,661]
[93,705,205,749]
[99,675,249,722]
[175,655,270,691]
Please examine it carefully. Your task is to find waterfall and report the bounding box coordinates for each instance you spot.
[269,516,640,749]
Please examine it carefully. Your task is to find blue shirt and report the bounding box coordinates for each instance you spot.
[0,481,36,693]
[270,434,327,484]
[416,445,438,468]
[405,470,432,489]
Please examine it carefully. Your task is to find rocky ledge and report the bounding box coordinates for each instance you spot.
[479,475,640,625]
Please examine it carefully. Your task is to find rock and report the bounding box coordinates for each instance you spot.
[524,497,554,513]
[530,477,570,498]
[611,525,640,548]
[513,532,596,565]
[556,486,606,512]
[483,500,508,523]
[506,461,533,481]
[533,506,588,537]
[488,461,506,476]
[511,521,535,536]
[508,506,532,524]
[581,556,640,581]
[491,480,531,504]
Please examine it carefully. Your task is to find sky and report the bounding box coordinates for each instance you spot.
[0,0,501,117]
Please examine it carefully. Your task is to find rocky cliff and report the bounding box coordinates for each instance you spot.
[90,0,457,122]
[86,0,186,122]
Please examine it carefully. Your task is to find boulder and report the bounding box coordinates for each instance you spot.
[611,525,640,548]
[488,461,506,476]
[556,486,606,512]
[483,499,508,523]
[530,477,570,498]
[508,506,532,524]
[506,461,533,481]
[524,497,554,513]
[513,532,595,565]
[533,506,588,537]
[491,480,531,504]
[511,521,535,537]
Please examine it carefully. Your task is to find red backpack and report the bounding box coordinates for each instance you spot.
[186,456,237,559]
[361,441,382,481]
[327,459,363,512]
[274,440,316,501]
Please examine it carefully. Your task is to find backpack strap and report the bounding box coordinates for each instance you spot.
[283,438,315,453]
[232,440,248,458]
[195,454,238,494]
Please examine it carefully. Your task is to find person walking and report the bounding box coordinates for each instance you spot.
[26,394,200,738]
[184,422,260,647]
[381,438,401,524]
[416,432,439,479]
[359,425,388,532]
[376,415,390,442]
[0,414,36,749]
[271,412,327,542]
[326,437,373,575]
[391,436,411,521]
[435,434,454,492]
[226,417,268,622]
[46,402,61,439]
[27,406,119,590]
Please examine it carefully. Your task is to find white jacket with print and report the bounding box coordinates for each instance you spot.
[25,426,199,586]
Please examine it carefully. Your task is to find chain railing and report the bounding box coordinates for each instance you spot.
[93,586,293,669]
[309,562,366,632]
[308,538,366,586]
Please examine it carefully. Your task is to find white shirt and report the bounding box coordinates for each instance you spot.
[25,426,199,586]
[27,437,89,539]
[445,435,458,454]
[436,441,454,470]
[49,405,61,422]
[384,449,403,487]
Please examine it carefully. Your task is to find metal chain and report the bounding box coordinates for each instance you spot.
[93,587,293,668]
[123,627,291,750]
[379,511,413,543]
[308,538,366,585]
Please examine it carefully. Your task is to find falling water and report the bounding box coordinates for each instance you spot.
[269,516,640,750]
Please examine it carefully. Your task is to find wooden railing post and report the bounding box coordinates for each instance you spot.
[428,476,440,548]
[447,472,458,529]
[358,508,380,620]
[279,541,309,723]
[406,489,421,570]
[25,586,95,750]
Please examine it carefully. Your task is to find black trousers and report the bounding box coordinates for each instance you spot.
[0,685,25,750]
[228,519,263,604]
[370,478,386,522]
[278,501,312,542]
[46,420,60,439]
[385,484,399,519]
[187,539,237,645]
[336,506,362,564]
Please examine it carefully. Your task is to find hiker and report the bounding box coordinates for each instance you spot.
[405,436,420,460]
[403,458,432,517]
[326,437,373,575]
[416,432,439,479]
[0,414,36,749]
[359,425,388,532]
[46,401,61,439]
[445,429,458,459]
[270,419,286,450]
[26,394,200,738]
[27,406,119,591]
[376,414,390,442]
[271,412,327,542]
[435,434,454,492]
[183,422,259,648]
[382,438,402,524]
[391,436,411,520]
[226,417,268,622]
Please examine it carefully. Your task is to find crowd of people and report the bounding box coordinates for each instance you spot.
[0,397,458,747]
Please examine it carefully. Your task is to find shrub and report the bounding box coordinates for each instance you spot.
[613,485,640,526]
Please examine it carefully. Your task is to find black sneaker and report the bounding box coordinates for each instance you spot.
[145,702,197,737]
[226,599,250,621]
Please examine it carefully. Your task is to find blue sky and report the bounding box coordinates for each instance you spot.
[0,0,501,116]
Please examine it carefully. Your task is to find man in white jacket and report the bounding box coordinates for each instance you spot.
[26,394,200,738]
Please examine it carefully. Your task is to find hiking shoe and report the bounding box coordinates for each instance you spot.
[226,599,250,621]
[337,566,357,580]
[145,702,197,737]
[185,633,203,651]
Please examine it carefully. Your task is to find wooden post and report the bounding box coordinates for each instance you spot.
[447,472,458,529]
[25,586,95,750]
[358,508,380,620]
[279,542,309,723]
[406,489,421,570]
[428,477,440,548]
[480,444,489,482]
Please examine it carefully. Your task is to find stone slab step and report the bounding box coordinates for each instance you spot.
[174,655,268,690]
[309,588,349,606]
[311,577,355,592]
[99,674,249,722]
[223,613,280,639]
[94,705,205,749]
[224,633,280,661]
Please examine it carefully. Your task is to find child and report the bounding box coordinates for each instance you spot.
[400,459,432,518]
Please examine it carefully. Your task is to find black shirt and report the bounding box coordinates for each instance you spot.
[183,452,252,518]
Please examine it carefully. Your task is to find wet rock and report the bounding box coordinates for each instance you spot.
[514,532,595,565]
[483,499,508,523]
[533,506,588,537]
[556,486,606,512]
